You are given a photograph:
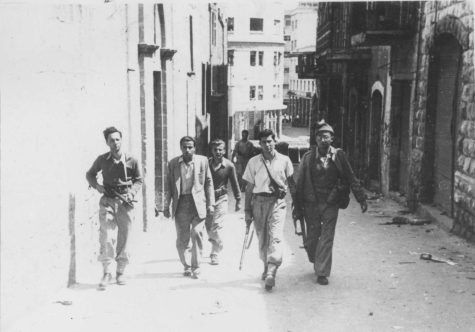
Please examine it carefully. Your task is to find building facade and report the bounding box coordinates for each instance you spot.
[313,1,474,242]
[0,3,227,328]
[285,3,318,128]
[224,2,286,141]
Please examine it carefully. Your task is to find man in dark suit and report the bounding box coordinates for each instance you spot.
[163,136,215,279]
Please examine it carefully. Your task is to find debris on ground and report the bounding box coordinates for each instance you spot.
[419,253,457,266]
[201,300,228,315]
[54,300,73,306]
[367,193,383,200]
[379,216,431,226]
[398,262,416,264]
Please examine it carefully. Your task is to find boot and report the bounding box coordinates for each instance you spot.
[261,264,268,281]
[98,273,112,290]
[264,264,277,291]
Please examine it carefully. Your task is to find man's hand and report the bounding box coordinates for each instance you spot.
[235,199,242,212]
[244,209,253,226]
[292,205,303,220]
[360,201,368,213]
[125,193,134,202]
[163,208,171,219]
[96,184,105,194]
[207,206,215,217]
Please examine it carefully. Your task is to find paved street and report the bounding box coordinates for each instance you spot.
[8,188,475,332]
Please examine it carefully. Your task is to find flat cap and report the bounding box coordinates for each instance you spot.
[316,120,334,134]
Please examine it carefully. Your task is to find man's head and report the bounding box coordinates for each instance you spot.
[241,130,249,140]
[103,126,122,154]
[257,129,276,154]
[315,121,334,150]
[211,139,225,161]
[180,136,196,160]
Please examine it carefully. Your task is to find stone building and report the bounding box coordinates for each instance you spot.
[313,1,474,241]
[224,2,286,141]
[0,3,227,328]
[409,1,474,241]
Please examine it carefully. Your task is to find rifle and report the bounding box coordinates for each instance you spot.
[109,188,137,209]
[293,216,306,249]
[239,223,254,270]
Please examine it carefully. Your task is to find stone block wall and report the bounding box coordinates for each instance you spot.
[410,0,475,241]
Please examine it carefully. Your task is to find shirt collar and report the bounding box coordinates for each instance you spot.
[179,155,195,164]
[210,157,225,169]
[315,146,336,159]
[106,152,127,163]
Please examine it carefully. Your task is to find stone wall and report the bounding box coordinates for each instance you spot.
[410,0,475,241]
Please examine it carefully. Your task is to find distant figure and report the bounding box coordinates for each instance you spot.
[86,126,143,290]
[163,136,215,279]
[243,129,296,291]
[232,129,255,191]
[206,139,241,265]
[294,121,368,286]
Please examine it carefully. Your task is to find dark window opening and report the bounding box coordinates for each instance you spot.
[250,18,264,31]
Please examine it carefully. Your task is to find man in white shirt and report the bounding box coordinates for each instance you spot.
[243,129,296,291]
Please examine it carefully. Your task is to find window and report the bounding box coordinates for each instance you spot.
[284,35,290,41]
[285,17,291,27]
[273,52,277,66]
[227,17,234,32]
[212,12,216,46]
[283,83,289,89]
[284,67,289,73]
[250,51,256,66]
[258,51,264,66]
[250,18,263,31]
[278,52,282,66]
[258,85,263,100]
[295,20,298,29]
[273,19,281,34]
[250,86,256,100]
[228,50,234,66]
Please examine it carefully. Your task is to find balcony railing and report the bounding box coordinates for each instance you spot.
[296,53,317,79]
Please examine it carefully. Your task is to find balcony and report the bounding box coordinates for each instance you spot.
[350,1,419,46]
[296,53,317,79]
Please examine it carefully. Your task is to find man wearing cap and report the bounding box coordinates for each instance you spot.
[163,136,215,279]
[243,129,296,291]
[206,139,241,265]
[86,126,143,289]
[294,121,368,286]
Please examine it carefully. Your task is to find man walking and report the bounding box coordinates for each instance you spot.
[294,121,368,286]
[163,136,214,279]
[206,139,241,265]
[86,126,143,289]
[232,129,254,191]
[243,129,296,291]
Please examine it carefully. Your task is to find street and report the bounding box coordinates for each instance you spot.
[8,189,475,332]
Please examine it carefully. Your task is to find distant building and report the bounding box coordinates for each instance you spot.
[284,3,318,128]
[224,2,286,141]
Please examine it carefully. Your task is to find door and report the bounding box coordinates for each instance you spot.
[369,90,382,191]
[430,35,462,216]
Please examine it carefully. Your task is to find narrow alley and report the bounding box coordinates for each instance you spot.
[8,192,475,332]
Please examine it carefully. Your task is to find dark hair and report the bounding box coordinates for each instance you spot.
[180,136,196,146]
[211,139,225,147]
[103,126,122,141]
[257,129,276,141]
[241,130,249,134]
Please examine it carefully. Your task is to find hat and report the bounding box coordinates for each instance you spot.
[316,120,334,134]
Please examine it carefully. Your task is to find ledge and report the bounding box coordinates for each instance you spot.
[138,43,160,56]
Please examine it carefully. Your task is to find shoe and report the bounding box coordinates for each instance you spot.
[116,272,127,285]
[191,269,200,279]
[210,254,219,265]
[317,276,329,285]
[183,267,192,277]
[261,265,268,281]
[98,273,112,290]
[264,264,277,291]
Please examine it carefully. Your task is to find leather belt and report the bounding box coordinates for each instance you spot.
[254,192,275,197]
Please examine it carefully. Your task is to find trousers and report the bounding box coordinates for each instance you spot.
[205,194,228,256]
[303,202,339,277]
[175,195,205,270]
[252,195,287,267]
[98,195,134,274]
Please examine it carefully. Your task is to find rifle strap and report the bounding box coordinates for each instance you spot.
[262,155,280,188]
